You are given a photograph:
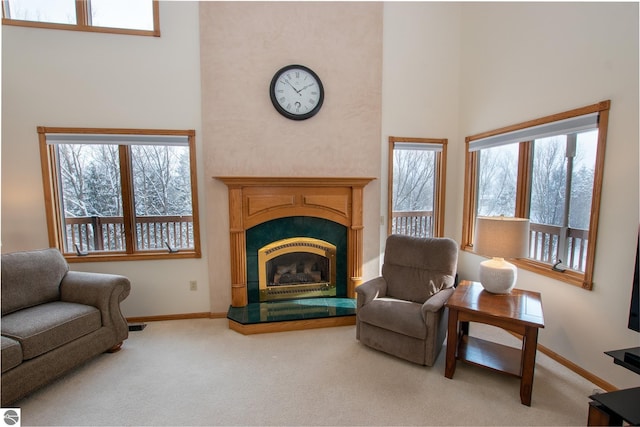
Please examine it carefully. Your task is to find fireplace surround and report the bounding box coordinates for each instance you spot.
[217,177,374,333]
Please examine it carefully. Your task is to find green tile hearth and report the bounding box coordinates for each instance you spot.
[227,298,356,325]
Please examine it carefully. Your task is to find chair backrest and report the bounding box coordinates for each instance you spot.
[1,248,68,316]
[382,235,458,303]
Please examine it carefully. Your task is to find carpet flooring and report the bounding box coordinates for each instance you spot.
[14,318,598,426]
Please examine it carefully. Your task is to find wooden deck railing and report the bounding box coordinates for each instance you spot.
[64,215,194,253]
[68,211,588,271]
[529,222,588,272]
[391,210,589,272]
[391,210,434,238]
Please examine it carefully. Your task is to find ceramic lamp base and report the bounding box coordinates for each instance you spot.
[479,257,517,294]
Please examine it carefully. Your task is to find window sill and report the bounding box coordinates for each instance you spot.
[64,251,201,263]
[511,259,591,290]
[463,246,592,290]
[2,19,160,37]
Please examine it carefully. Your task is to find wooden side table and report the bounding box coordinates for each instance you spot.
[445,280,545,406]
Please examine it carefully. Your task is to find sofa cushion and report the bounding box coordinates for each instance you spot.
[1,336,22,373]
[1,248,69,316]
[1,302,101,360]
[357,297,426,339]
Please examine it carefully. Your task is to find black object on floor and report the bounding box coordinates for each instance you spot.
[128,322,147,331]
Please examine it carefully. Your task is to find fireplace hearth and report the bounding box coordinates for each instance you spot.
[226,297,357,334]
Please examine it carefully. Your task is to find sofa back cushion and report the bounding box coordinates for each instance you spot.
[382,235,458,304]
[1,248,68,316]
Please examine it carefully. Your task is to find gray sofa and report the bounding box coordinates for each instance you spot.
[356,235,458,366]
[1,248,131,405]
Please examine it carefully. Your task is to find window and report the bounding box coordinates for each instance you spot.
[461,101,610,289]
[39,127,201,262]
[388,137,447,238]
[2,0,159,37]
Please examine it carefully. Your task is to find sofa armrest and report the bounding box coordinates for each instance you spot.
[421,286,454,316]
[60,271,131,342]
[355,276,387,309]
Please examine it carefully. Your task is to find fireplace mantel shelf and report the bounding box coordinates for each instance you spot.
[215,176,375,187]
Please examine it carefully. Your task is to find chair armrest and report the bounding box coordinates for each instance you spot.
[355,276,387,308]
[60,271,131,341]
[421,287,455,315]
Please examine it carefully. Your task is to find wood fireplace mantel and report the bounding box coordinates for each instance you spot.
[216,176,375,307]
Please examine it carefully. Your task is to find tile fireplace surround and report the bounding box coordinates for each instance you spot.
[216,177,375,334]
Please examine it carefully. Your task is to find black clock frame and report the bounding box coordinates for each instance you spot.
[269,64,324,121]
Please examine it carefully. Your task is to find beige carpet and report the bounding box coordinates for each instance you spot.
[15,318,597,426]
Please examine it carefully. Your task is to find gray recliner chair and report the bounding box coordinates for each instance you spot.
[356,235,458,366]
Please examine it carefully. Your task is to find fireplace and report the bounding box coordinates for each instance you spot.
[259,237,337,302]
[217,177,374,334]
[245,215,347,304]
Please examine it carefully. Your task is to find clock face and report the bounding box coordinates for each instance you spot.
[269,65,324,120]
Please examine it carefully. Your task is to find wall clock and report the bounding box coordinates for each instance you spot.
[269,64,324,120]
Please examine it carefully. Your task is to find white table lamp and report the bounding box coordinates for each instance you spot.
[474,216,530,294]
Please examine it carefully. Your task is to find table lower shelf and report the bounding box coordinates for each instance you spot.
[458,335,523,378]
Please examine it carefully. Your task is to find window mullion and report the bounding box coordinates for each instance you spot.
[75,0,89,27]
[119,145,136,254]
[558,134,578,266]
[516,141,532,218]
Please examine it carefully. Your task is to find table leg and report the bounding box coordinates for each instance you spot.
[445,307,458,379]
[520,325,539,406]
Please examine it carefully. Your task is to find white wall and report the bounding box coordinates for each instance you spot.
[456,2,640,390]
[381,2,462,247]
[1,1,210,317]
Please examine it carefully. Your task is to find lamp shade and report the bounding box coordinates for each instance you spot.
[474,216,530,259]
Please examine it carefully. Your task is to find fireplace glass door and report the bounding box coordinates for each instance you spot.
[258,237,337,302]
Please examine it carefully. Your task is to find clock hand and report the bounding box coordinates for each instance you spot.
[284,79,301,94]
[299,83,315,92]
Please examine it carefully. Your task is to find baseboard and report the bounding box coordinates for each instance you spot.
[126,312,227,323]
[506,331,618,392]
[536,343,617,392]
